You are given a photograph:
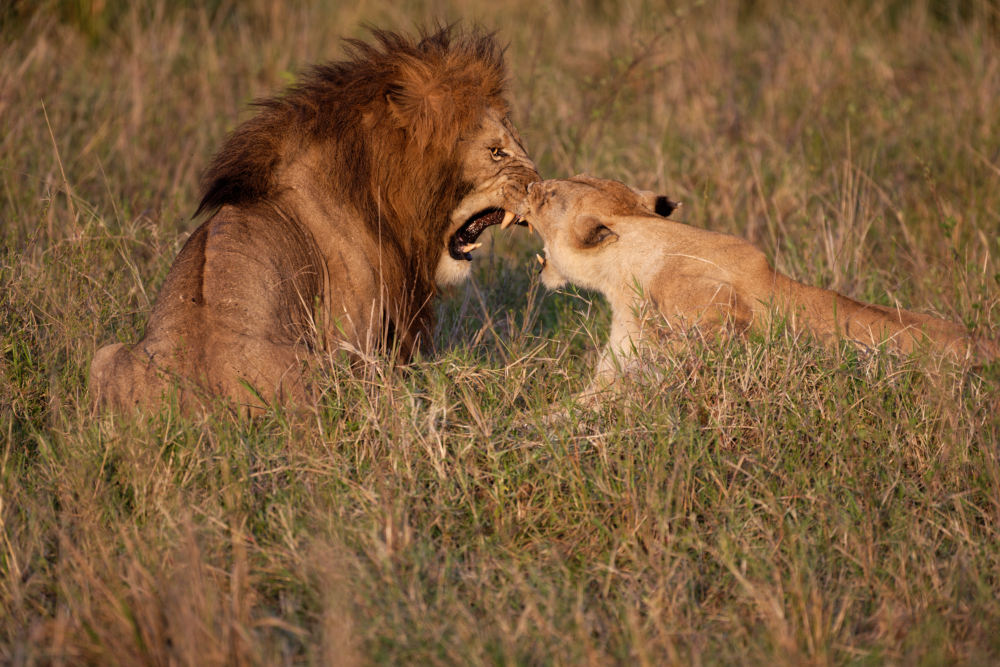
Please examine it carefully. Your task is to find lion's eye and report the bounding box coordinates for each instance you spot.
[489,147,508,161]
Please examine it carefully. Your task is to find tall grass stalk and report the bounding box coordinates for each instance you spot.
[2,0,999,662]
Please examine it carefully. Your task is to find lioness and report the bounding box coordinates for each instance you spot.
[90,27,539,413]
[525,175,997,394]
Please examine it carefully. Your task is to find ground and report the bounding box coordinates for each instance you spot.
[2,0,999,663]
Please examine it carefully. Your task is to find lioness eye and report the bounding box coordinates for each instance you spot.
[489,147,508,160]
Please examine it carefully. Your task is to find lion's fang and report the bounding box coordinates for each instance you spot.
[460,242,483,253]
[500,211,516,229]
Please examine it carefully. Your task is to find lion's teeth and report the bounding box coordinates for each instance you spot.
[500,211,516,229]
[527,222,535,234]
[460,242,483,253]
[536,253,546,266]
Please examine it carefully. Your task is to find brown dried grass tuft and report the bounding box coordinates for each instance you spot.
[2,0,999,663]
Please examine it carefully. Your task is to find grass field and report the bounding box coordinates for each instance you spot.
[3,0,1000,663]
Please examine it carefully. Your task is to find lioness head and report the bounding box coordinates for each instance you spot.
[524,175,678,292]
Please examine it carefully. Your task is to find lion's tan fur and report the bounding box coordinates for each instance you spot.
[90,27,539,413]
[527,176,997,394]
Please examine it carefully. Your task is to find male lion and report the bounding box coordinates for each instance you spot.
[90,27,539,413]
[525,175,997,395]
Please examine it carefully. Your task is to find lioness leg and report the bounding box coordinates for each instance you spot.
[569,277,753,407]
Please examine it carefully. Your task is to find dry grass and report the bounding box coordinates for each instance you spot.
[3,0,1000,663]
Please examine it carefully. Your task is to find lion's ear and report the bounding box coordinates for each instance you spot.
[386,60,463,150]
[574,215,619,249]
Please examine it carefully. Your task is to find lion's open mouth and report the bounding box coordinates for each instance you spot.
[448,208,506,261]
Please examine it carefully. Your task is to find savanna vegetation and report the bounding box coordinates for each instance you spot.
[2,0,999,663]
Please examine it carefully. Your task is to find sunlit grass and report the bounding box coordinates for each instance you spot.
[3,0,999,663]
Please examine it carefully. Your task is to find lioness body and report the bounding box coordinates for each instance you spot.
[527,176,997,391]
[90,28,539,413]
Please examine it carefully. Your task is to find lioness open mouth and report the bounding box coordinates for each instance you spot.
[448,208,526,260]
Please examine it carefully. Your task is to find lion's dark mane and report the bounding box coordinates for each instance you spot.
[194,26,509,333]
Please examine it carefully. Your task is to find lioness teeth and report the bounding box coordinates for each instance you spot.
[460,242,483,253]
[536,253,546,266]
[500,211,516,229]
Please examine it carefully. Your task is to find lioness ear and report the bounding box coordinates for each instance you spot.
[654,196,680,217]
[574,215,619,249]
[632,187,680,217]
[386,60,462,150]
